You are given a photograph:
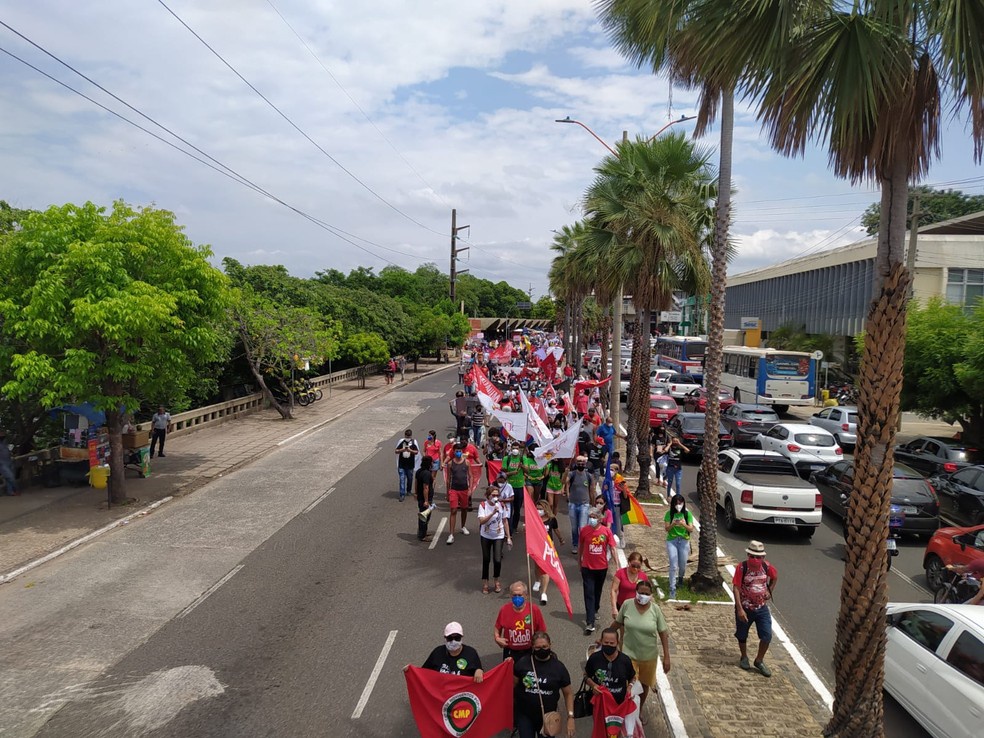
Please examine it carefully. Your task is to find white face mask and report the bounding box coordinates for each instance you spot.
[636,593,652,605]
[445,639,462,652]
[589,518,600,527]
[511,449,520,456]
[675,504,684,512]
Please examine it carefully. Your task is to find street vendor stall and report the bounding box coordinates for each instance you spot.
[50,403,151,486]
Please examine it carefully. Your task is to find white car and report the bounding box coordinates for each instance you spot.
[885,603,984,738]
[652,372,701,400]
[756,423,843,478]
[649,368,675,389]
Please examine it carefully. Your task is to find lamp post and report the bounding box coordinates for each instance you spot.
[554,114,696,436]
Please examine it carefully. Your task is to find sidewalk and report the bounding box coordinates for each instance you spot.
[0,361,454,581]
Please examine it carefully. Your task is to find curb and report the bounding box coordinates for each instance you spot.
[0,363,455,585]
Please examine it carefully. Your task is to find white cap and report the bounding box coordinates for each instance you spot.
[443,621,463,638]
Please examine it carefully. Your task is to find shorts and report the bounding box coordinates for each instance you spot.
[735,605,772,644]
[448,489,471,511]
[630,658,658,688]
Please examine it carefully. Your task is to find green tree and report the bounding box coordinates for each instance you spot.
[531,295,556,320]
[230,288,340,420]
[862,185,984,235]
[0,200,32,235]
[904,298,984,447]
[767,323,835,358]
[0,201,230,503]
[340,331,390,366]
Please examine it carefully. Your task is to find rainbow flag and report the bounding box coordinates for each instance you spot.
[621,492,652,527]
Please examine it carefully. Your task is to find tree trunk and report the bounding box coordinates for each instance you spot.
[106,405,127,504]
[623,317,642,473]
[631,308,653,496]
[825,158,910,738]
[600,306,611,406]
[246,360,293,419]
[693,89,734,593]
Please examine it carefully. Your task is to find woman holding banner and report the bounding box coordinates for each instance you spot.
[512,631,575,738]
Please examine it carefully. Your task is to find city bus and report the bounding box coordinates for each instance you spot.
[720,346,816,412]
[655,335,707,380]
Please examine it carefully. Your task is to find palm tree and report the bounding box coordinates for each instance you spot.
[584,134,715,495]
[548,223,591,364]
[603,0,984,733]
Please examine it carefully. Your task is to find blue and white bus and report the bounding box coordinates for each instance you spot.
[721,347,816,412]
[655,336,707,380]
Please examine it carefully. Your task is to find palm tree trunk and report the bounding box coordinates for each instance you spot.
[825,158,910,738]
[693,90,734,592]
[600,305,611,407]
[631,308,653,496]
[623,316,642,474]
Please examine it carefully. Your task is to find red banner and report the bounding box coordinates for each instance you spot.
[405,660,514,738]
[574,376,612,394]
[473,369,502,406]
[591,686,638,738]
[490,343,513,364]
[540,352,557,384]
[486,459,502,485]
[523,488,573,617]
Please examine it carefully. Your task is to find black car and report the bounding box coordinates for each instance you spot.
[930,464,984,526]
[810,460,940,534]
[893,436,979,477]
[719,403,780,445]
[666,412,733,458]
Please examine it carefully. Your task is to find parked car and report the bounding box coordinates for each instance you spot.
[884,602,984,738]
[808,406,858,449]
[666,412,732,457]
[653,373,701,400]
[811,461,940,534]
[649,394,679,429]
[681,387,735,414]
[649,368,675,389]
[894,436,980,478]
[582,348,602,368]
[923,523,984,591]
[703,447,822,538]
[931,465,984,526]
[756,423,842,478]
[719,404,780,445]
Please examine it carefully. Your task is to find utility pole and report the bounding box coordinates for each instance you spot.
[608,130,628,433]
[450,209,470,303]
[906,194,921,290]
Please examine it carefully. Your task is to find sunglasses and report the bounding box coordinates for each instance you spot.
[445,635,462,641]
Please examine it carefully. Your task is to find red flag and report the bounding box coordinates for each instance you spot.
[530,396,549,425]
[574,376,612,394]
[405,661,514,738]
[590,686,638,738]
[486,459,502,485]
[540,352,557,383]
[473,369,502,406]
[491,343,512,364]
[523,488,573,617]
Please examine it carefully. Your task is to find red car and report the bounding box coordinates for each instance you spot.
[681,387,735,413]
[923,523,984,590]
[649,394,679,428]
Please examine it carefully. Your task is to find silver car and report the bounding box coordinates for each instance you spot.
[809,406,858,449]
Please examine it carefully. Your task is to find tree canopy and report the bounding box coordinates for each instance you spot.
[862,186,984,235]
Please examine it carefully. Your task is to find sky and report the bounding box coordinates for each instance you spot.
[1,0,982,302]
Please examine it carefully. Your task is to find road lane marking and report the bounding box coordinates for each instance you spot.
[302,488,334,514]
[352,629,398,719]
[429,517,448,550]
[177,565,244,619]
[892,567,930,595]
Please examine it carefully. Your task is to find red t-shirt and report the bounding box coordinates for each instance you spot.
[495,603,547,651]
[732,559,778,611]
[579,525,616,570]
[424,439,442,463]
[614,567,650,608]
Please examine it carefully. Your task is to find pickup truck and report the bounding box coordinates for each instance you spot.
[702,448,822,539]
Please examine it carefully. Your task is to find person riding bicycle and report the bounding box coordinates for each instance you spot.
[944,559,984,605]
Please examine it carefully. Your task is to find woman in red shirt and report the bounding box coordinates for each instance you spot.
[423,429,442,472]
[578,510,617,635]
[610,551,649,620]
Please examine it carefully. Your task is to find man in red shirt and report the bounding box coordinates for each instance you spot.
[578,510,617,634]
[733,540,779,677]
[493,581,547,661]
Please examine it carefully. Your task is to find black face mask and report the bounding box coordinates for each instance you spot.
[533,648,551,660]
[576,464,585,470]
[601,644,618,657]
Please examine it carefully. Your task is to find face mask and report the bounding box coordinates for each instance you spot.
[538,509,546,517]
[533,648,551,660]
[455,451,462,459]
[511,595,525,609]
[445,639,462,652]
[636,593,652,605]
[601,644,618,657]
[576,464,585,470]
[589,518,600,528]
[490,497,499,504]
[428,435,433,441]
[511,449,519,456]
[675,504,684,512]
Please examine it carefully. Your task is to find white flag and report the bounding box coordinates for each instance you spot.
[521,389,552,447]
[491,410,528,442]
[533,420,583,468]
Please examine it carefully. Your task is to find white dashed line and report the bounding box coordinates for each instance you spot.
[351,629,398,719]
[429,517,448,550]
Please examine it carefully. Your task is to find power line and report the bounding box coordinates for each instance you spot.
[156,0,451,240]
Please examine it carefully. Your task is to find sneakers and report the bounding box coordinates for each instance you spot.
[571,547,578,556]
[739,656,750,670]
[677,576,685,588]
[460,527,470,536]
[540,593,548,606]
[446,534,455,545]
[532,581,541,593]
[668,590,677,600]
[584,624,596,635]
[754,660,772,677]
[399,495,405,502]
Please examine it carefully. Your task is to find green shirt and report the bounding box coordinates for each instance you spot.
[546,462,564,492]
[522,455,544,483]
[502,454,525,487]
[616,600,668,662]
[664,509,694,541]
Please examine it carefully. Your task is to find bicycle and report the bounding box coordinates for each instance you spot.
[933,570,981,604]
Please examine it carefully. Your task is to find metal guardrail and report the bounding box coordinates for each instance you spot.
[3,362,385,490]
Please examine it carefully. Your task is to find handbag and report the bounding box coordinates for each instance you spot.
[572,677,593,718]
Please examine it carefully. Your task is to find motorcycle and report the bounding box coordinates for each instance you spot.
[933,570,982,604]
[887,504,904,570]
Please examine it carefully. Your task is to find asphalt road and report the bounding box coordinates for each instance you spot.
[25,372,608,737]
[671,456,931,738]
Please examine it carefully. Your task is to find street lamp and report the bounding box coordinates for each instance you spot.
[554,117,619,156]
[648,114,697,141]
